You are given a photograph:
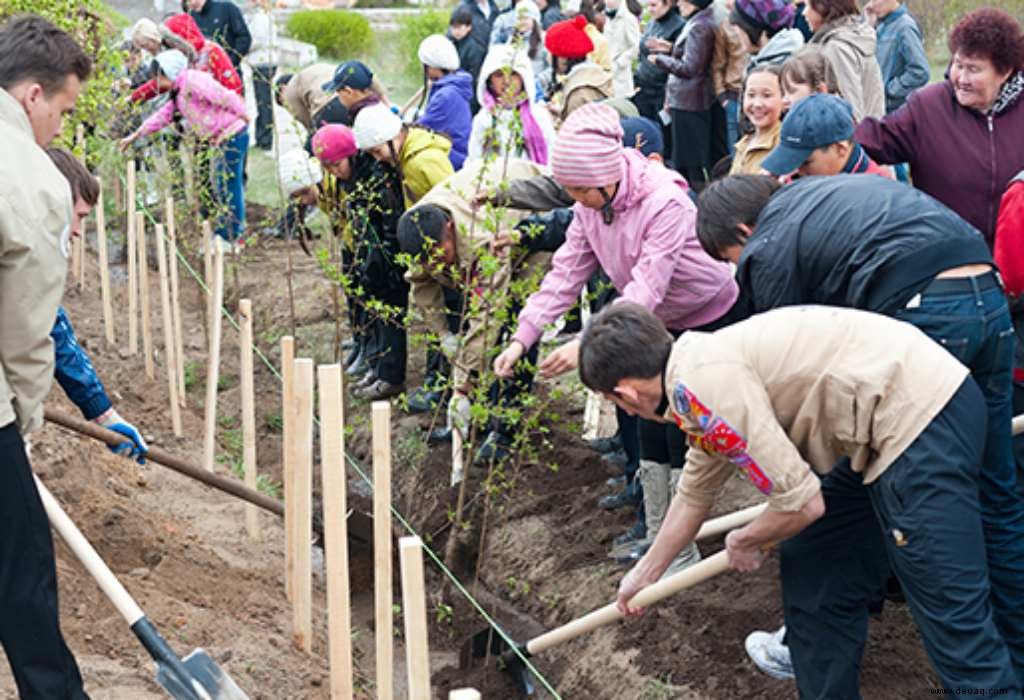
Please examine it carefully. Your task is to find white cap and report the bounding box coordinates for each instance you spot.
[278,149,322,195]
[131,18,161,46]
[353,103,403,150]
[153,49,188,81]
[417,34,460,72]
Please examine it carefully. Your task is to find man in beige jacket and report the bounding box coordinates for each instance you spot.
[579,302,1020,696]
[0,14,92,698]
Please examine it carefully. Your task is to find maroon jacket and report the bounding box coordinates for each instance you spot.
[855,75,1024,248]
[652,6,716,112]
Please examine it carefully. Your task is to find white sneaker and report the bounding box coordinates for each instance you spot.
[745,625,795,680]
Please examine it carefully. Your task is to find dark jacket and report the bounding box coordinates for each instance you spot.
[450,29,488,113]
[416,70,475,170]
[653,6,716,112]
[635,8,686,91]
[346,153,408,300]
[458,0,501,47]
[51,307,111,420]
[735,175,992,318]
[190,0,252,68]
[541,4,564,30]
[874,4,930,113]
[856,73,1024,248]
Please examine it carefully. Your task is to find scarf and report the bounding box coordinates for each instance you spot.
[993,70,1024,115]
[480,87,549,165]
[841,142,870,174]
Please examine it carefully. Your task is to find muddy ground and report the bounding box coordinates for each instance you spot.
[0,207,940,699]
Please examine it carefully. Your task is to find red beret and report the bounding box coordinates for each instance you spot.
[544,15,594,60]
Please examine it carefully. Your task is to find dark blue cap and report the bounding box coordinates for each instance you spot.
[322,60,373,92]
[620,117,664,158]
[762,93,856,175]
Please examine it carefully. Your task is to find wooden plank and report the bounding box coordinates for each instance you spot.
[281,335,295,602]
[137,212,154,379]
[449,690,481,700]
[166,197,186,406]
[201,245,225,472]
[155,223,182,437]
[291,358,314,653]
[319,364,353,697]
[126,161,138,356]
[399,536,431,700]
[372,401,393,700]
[96,188,115,346]
[239,299,259,541]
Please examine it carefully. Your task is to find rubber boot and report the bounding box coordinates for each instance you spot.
[641,460,672,541]
[661,467,701,577]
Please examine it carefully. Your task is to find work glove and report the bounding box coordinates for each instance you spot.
[447,392,472,440]
[95,408,149,464]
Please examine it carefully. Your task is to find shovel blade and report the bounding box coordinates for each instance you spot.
[465,627,512,661]
[155,649,248,700]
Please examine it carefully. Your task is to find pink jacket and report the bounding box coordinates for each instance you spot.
[138,69,247,142]
[513,149,738,348]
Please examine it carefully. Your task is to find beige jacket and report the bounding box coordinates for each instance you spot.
[552,62,614,128]
[0,88,73,434]
[603,10,640,99]
[282,63,335,130]
[729,122,781,175]
[406,158,550,385]
[711,18,746,99]
[809,17,886,121]
[663,306,968,513]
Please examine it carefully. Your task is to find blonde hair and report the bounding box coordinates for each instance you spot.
[780,50,841,96]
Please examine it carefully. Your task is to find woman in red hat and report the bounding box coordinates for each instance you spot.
[544,15,613,126]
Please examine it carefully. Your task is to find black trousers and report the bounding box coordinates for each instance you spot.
[251,64,277,150]
[0,423,87,699]
[670,108,713,192]
[364,285,409,385]
[632,85,672,165]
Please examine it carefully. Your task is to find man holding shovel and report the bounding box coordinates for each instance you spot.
[0,14,92,698]
[580,302,1020,696]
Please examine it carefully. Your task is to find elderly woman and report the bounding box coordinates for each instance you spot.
[855,8,1024,249]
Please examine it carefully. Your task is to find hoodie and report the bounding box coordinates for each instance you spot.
[749,27,804,69]
[553,61,614,127]
[136,68,248,142]
[809,16,885,121]
[468,45,556,164]
[399,126,456,207]
[416,70,475,170]
[164,14,243,95]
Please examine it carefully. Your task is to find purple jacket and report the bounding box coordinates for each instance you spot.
[512,149,738,348]
[855,75,1024,247]
[416,70,474,170]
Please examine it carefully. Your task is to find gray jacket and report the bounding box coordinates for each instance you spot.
[874,4,930,113]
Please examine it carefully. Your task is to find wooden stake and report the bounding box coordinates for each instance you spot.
[202,245,225,472]
[167,198,186,406]
[239,299,259,541]
[319,364,353,697]
[291,358,314,653]
[96,188,115,347]
[137,212,155,380]
[155,223,182,437]
[202,220,213,342]
[281,335,295,602]
[399,536,431,700]
[127,161,138,356]
[449,690,481,700]
[72,124,85,287]
[372,401,394,700]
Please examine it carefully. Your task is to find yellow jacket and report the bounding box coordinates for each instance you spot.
[399,126,455,208]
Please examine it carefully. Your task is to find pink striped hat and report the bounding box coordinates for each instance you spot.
[551,103,625,188]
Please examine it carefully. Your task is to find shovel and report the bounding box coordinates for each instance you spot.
[463,504,767,695]
[35,475,248,700]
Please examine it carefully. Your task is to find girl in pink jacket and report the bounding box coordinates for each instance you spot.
[121,50,249,243]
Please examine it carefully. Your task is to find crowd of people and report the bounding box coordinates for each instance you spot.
[2,0,1024,696]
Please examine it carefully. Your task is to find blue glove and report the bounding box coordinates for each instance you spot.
[95,409,149,464]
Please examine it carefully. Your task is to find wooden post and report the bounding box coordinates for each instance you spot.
[291,358,314,653]
[372,401,394,700]
[127,161,138,356]
[449,691,481,700]
[202,220,213,332]
[155,223,182,437]
[96,188,115,346]
[580,289,601,441]
[281,335,295,602]
[319,364,353,697]
[71,124,85,287]
[202,245,225,472]
[136,212,155,379]
[167,198,186,406]
[399,536,431,700]
[239,299,259,541]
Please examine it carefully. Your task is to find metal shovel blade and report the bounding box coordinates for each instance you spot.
[463,628,536,696]
[154,649,248,700]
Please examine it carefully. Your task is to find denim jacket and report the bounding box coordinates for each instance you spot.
[51,307,111,420]
[875,5,930,113]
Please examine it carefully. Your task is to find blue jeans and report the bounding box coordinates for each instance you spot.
[722,98,739,155]
[896,271,1024,686]
[212,129,248,241]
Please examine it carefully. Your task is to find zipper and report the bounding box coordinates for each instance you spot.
[988,113,997,246]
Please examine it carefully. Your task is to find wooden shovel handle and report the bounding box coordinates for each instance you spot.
[695,504,766,541]
[526,550,730,656]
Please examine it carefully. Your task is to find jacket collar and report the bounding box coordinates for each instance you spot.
[0,88,34,140]
[878,4,907,26]
[993,71,1024,116]
[841,142,871,174]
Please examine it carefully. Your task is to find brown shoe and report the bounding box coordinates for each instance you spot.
[354,380,405,401]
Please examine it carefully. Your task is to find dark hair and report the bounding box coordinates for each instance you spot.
[807,0,859,26]
[780,49,840,95]
[578,0,598,24]
[696,175,781,259]
[948,8,1024,75]
[579,303,673,393]
[0,15,92,94]
[397,204,451,258]
[47,147,100,206]
[450,6,475,27]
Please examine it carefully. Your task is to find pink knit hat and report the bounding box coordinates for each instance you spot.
[551,103,625,188]
[312,124,357,165]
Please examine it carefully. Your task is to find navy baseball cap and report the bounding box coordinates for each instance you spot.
[322,60,373,92]
[762,93,856,175]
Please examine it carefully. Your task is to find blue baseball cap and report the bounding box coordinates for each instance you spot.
[761,93,856,175]
[620,117,664,158]
[322,60,373,92]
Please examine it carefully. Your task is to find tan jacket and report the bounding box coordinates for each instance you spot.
[711,19,746,99]
[552,62,614,128]
[282,63,335,130]
[406,158,550,385]
[809,17,886,121]
[0,88,73,434]
[663,306,968,513]
[729,122,781,175]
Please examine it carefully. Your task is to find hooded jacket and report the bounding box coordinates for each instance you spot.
[748,27,804,69]
[552,61,614,127]
[604,8,640,99]
[635,7,686,91]
[164,14,243,95]
[855,72,1024,247]
[468,46,556,164]
[512,148,738,349]
[653,5,717,112]
[281,63,335,131]
[995,172,1024,298]
[137,68,248,142]
[0,88,73,434]
[399,126,456,207]
[808,16,885,121]
[416,70,475,170]
[874,4,930,113]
